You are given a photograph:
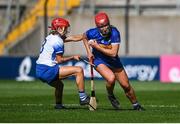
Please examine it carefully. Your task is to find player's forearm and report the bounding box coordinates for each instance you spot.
[96,45,118,57]
[56,56,74,63]
[65,34,83,42]
[63,56,75,62]
[83,37,92,56]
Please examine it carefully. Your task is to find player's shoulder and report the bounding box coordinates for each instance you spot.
[111,26,120,36]
[86,28,99,39]
[47,34,60,40]
[47,34,63,46]
[85,28,99,39]
[111,26,120,33]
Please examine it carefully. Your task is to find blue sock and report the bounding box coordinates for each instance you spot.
[79,91,87,101]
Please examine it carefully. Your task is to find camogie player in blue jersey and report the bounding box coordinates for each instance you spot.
[83,12,144,110]
[36,18,90,109]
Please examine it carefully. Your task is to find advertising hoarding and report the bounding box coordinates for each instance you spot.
[160,55,180,83]
[0,56,160,81]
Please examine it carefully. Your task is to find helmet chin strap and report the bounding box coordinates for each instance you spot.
[57,27,63,35]
[57,27,67,37]
[100,32,111,38]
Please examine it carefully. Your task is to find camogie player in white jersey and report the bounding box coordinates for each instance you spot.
[36,18,90,109]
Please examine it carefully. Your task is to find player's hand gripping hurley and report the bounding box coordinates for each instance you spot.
[79,57,96,68]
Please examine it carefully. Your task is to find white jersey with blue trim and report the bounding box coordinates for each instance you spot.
[36,34,64,66]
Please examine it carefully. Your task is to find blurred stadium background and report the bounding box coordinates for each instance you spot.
[0,0,180,122]
[0,0,180,56]
[0,0,180,82]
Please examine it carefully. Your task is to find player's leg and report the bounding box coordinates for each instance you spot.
[36,64,66,109]
[95,64,120,109]
[50,79,65,109]
[113,68,145,110]
[59,66,90,105]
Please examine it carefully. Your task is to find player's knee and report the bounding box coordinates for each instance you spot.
[107,75,115,84]
[122,84,131,92]
[51,80,64,89]
[59,81,64,87]
[56,81,64,89]
[76,66,83,74]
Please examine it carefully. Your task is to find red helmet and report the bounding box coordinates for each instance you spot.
[50,18,70,30]
[95,12,110,27]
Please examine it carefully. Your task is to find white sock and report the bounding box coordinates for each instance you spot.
[79,91,87,101]
[133,102,139,107]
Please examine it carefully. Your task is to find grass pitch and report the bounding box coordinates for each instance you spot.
[0,79,180,123]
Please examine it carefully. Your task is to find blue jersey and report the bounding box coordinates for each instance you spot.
[86,26,123,69]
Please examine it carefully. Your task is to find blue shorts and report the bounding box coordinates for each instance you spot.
[36,64,59,84]
[94,57,123,69]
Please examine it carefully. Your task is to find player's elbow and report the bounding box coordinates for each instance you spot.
[56,58,64,64]
[109,52,117,57]
[111,54,117,57]
[56,59,63,64]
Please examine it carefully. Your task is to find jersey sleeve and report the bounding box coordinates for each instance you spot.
[111,27,121,45]
[85,28,96,40]
[53,39,64,54]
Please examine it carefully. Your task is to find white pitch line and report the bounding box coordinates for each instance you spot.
[144,104,178,108]
[0,104,179,108]
[0,103,80,107]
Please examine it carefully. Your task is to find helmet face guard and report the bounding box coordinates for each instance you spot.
[98,24,111,37]
[95,12,111,36]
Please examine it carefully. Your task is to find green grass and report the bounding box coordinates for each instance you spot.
[0,79,180,123]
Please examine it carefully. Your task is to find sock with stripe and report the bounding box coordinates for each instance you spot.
[79,91,87,101]
[133,102,140,107]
